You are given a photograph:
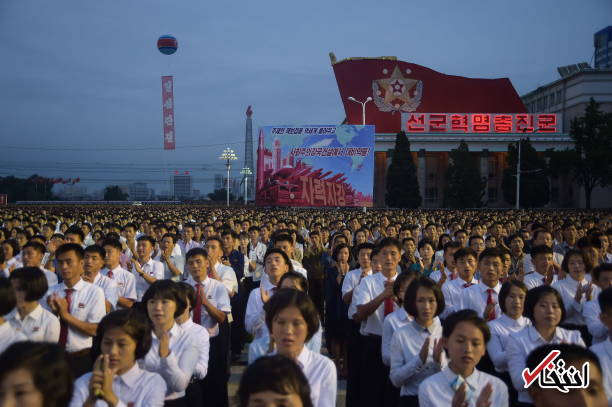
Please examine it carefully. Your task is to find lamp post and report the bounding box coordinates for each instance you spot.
[240,167,252,205]
[347,96,372,125]
[219,148,238,207]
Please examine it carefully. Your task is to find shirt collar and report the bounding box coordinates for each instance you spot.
[117,363,142,388]
[528,325,562,343]
[376,271,397,283]
[14,304,43,322]
[499,313,528,328]
[479,281,501,294]
[296,346,311,370]
[441,366,480,390]
[412,317,440,335]
[93,273,102,284]
[62,279,85,291]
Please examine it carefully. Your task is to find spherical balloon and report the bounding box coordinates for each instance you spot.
[157,35,178,55]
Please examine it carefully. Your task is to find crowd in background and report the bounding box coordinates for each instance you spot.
[0,205,610,407]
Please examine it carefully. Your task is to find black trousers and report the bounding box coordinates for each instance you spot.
[359,334,389,407]
[67,348,92,379]
[345,321,362,407]
[164,397,187,407]
[231,280,247,356]
[308,278,325,321]
[185,377,203,407]
[201,320,230,407]
[398,395,419,407]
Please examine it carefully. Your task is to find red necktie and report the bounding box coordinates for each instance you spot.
[486,288,495,321]
[193,283,202,324]
[107,269,114,279]
[384,297,394,316]
[463,282,474,288]
[58,288,74,348]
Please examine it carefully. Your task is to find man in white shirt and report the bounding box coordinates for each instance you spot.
[524,245,558,290]
[21,241,57,288]
[273,234,308,278]
[584,264,612,344]
[178,224,202,259]
[523,229,564,274]
[441,248,479,319]
[184,247,232,407]
[82,245,119,312]
[428,241,461,283]
[462,248,504,322]
[101,239,137,309]
[129,236,164,301]
[352,237,401,407]
[44,243,106,378]
[155,233,185,281]
[247,226,267,282]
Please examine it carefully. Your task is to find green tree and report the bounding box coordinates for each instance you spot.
[385,131,421,208]
[207,188,236,202]
[104,185,128,201]
[0,175,56,202]
[501,138,550,207]
[443,140,485,208]
[549,98,612,208]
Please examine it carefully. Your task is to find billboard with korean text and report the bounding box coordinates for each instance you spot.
[255,125,374,207]
[161,76,175,150]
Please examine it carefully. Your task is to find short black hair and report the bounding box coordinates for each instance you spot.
[237,355,313,407]
[142,280,187,318]
[101,238,123,251]
[136,235,156,246]
[442,309,491,343]
[0,342,73,407]
[185,247,209,262]
[443,241,461,253]
[176,282,196,312]
[2,239,20,256]
[355,242,375,254]
[0,277,16,315]
[84,244,106,258]
[453,247,477,262]
[598,287,612,314]
[263,248,293,271]
[530,244,553,258]
[593,263,612,282]
[64,226,85,242]
[23,240,46,255]
[532,229,552,242]
[404,276,445,318]
[560,249,593,274]
[393,270,419,304]
[273,233,293,246]
[332,243,352,263]
[498,280,528,314]
[478,247,503,263]
[377,237,402,252]
[91,308,152,362]
[56,243,84,260]
[524,285,566,325]
[468,235,485,246]
[417,238,435,251]
[278,271,309,293]
[9,267,49,301]
[264,288,319,342]
[525,344,602,389]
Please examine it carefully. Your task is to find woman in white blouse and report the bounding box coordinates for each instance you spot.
[507,285,585,406]
[486,280,530,405]
[142,280,199,407]
[70,308,167,407]
[264,288,336,407]
[389,276,446,407]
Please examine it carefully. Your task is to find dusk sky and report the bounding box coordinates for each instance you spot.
[1,0,610,196]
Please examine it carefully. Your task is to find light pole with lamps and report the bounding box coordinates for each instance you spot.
[240,167,252,205]
[347,96,372,125]
[219,148,238,207]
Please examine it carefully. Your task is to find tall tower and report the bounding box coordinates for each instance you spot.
[256,128,265,192]
[244,106,254,200]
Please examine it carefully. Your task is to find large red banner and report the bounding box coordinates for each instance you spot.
[162,76,175,150]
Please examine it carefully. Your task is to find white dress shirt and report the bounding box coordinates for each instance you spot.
[214,262,238,296]
[583,299,608,344]
[8,303,60,342]
[70,364,167,407]
[142,322,199,400]
[133,258,165,301]
[523,271,558,290]
[248,241,267,268]
[91,272,119,310]
[590,337,612,405]
[418,366,509,407]
[552,276,600,326]
[40,267,58,287]
[441,276,479,318]
[428,267,454,283]
[44,279,106,352]
[486,314,530,372]
[341,268,370,298]
[523,252,564,274]
[507,325,585,403]
[461,282,502,321]
[295,346,337,407]
[382,307,412,366]
[153,252,185,281]
[178,319,210,380]
[178,239,202,258]
[101,265,137,306]
[185,277,231,338]
[290,259,308,279]
[245,277,276,339]
[0,321,27,354]
[390,318,446,396]
[351,272,398,336]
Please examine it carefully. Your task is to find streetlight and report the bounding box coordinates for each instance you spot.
[219,147,238,207]
[240,167,252,205]
[348,96,372,125]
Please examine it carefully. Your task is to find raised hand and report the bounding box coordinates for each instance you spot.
[260,285,271,303]
[433,338,444,365]
[419,337,431,364]
[451,382,468,407]
[476,382,493,407]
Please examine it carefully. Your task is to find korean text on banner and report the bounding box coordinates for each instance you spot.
[162,76,175,150]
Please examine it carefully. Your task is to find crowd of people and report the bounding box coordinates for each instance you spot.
[0,205,610,407]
